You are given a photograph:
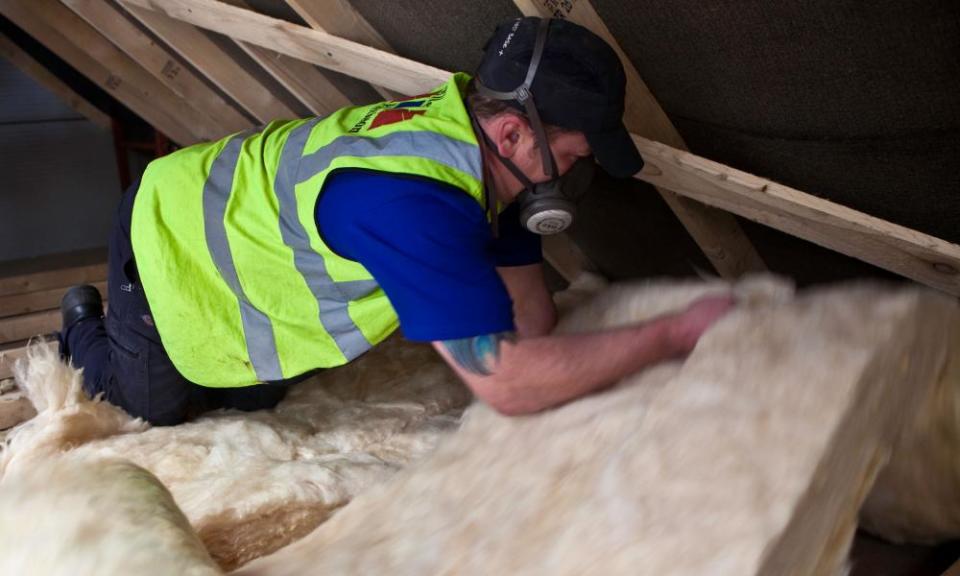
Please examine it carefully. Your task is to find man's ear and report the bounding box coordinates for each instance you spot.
[492,114,528,159]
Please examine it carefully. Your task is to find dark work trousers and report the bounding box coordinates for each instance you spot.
[62,183,289,426]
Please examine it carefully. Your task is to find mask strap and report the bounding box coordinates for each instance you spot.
[522,94,558,180]
[468,110,500,238]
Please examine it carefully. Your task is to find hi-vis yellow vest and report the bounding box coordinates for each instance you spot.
[131,73,484,387]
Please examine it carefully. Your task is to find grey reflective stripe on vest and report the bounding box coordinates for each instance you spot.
[282,126,483,360]
[203,122,484,376]
[297,130,482,186]
[274,119,380,361]
[203,132,283,382]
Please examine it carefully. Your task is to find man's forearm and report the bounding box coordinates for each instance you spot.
[435,294,735,416]
[436,316,682,415]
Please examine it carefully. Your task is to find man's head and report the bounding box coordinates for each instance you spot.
[466,85,591,182]
[471,17,643,234]
[475,17,642,179]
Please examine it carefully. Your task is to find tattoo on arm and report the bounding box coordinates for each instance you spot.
[441,332,515,376]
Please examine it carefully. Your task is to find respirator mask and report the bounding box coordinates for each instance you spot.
[473,18,595,235]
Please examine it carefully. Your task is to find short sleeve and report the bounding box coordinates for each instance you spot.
[490,202,544,267]
[316,170,515,341]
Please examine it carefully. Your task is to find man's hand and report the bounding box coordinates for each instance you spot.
[668,294,737,354]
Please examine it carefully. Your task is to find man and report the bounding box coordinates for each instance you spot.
[59,17,733,425]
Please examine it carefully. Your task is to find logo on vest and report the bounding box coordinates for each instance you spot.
[348,85,449,133]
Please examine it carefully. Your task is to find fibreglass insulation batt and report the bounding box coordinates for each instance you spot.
[3,277,957,575]
[237,280,955,576]
[859,318,960,544]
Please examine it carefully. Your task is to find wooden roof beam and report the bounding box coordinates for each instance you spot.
[283,0,400,100]
[222,0,354,117]
[514,0,766,278]
[60,0,253,138]
[0,0,201,145]
[118,0,448,97]
[118,1,298,123]
[113,0,960,296]
[230,44,352,117]
[635,136,960,296]
[284,0,392,54]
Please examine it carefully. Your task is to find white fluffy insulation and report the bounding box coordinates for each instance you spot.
[3,274,958,576]
[859,313,960,543]
[236,277,956,576]
[558,274,960,550]
[0,334,471,571]
[0,456,221,576]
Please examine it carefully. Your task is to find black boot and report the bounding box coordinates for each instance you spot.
[60,284,104,334]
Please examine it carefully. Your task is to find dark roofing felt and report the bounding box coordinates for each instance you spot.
[350,0,960,284]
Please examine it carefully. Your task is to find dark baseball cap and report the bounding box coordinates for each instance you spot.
[475,17,643,178]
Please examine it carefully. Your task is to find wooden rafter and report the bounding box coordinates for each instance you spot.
[635,136,960,295]
[0,0,200,145]
[60,0,253,138]
[283,0,398,100]
[233,45,351,117]
[285,0,392,53]
[223,0,352,117]
[0,31,111,130]
[118,0,448,97]
[514,0,766,278]
[105,0,960,296]
[118,1,298,123]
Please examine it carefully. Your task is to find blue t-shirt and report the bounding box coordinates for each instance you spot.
[315,169,542,341]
